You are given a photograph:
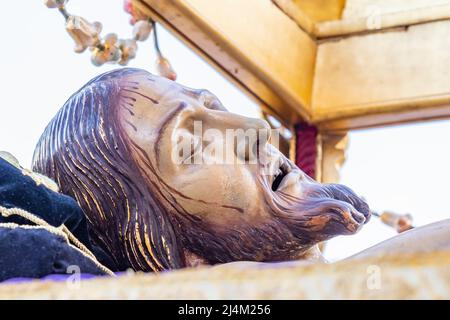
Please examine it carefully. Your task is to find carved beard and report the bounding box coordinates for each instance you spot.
[274,183,371,243]
[176,183,370,265]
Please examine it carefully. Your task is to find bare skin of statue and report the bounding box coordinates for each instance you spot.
[32,68,450,272]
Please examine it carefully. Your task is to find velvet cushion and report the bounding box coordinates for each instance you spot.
[0,157,91,245]
[0,226,108,281]
[0,157,116,280]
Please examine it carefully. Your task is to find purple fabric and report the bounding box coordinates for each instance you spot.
[1,273,116,285]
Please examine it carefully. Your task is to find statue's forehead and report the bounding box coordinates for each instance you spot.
[121,72,190,102]
[117,71,215,139]
[118,73,200,138]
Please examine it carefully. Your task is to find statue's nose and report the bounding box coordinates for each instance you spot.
[210,112,271,161]
[212,111,270,134]
[235,117,271,162]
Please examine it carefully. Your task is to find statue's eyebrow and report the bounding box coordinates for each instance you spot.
[154,102,187,164]
[122,88,159,104]
[181,88,206,99]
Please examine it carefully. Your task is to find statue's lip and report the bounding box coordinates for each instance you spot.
[271,161,291,191]
[268,157,308,193]
[261,151,371,226]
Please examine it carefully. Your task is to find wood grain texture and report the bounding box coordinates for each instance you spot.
[317,1,450,38]
[292,0,345,22]
[342,0,450,19]
[313,20,450,130]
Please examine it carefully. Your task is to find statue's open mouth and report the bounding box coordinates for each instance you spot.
[263,153,371,238]
[271,161,291,191]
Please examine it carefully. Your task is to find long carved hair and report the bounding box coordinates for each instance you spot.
[32,69,184,272]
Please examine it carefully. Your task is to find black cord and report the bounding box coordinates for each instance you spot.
[152,21,162,56]
[58,7,70,21]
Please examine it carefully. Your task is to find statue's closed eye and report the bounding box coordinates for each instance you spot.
[174,128,202,165]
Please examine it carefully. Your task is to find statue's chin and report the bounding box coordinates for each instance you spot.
[272,184,371,242]
[265,164,371,234]
[178,181,371,267]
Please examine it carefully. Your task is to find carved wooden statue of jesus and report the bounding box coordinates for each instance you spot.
[32,68,371,272]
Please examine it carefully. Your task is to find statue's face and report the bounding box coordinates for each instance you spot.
[119,72,370,262]
[122,75,284,226]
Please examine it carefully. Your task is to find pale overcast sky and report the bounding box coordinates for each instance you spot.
[1,0,449,260]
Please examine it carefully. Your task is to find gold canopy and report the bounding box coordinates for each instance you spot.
[133,0,450,132]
